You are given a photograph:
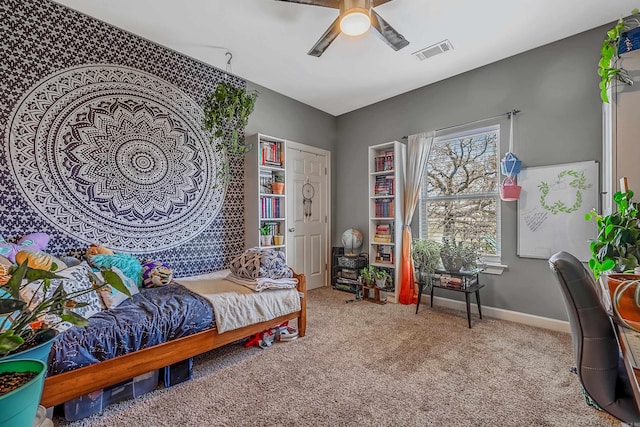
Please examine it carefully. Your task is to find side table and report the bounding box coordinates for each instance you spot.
[416,269,484,328]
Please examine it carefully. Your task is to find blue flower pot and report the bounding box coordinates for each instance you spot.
[1,329,57,365]
[0,359,47,427]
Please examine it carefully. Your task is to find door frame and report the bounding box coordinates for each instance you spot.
[285,140,331,287]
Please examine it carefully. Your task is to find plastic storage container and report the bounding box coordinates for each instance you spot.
[161,358,193,387]
[64,370,159,421]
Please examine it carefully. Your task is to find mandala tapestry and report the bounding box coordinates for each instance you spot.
[0,1,246,276]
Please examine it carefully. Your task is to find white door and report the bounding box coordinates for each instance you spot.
[286,142,330,290]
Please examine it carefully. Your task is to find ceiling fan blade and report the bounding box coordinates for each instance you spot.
[370,9,409,51]
[307,17,341,57]
[274,0,340,8]
[372,0,392,6]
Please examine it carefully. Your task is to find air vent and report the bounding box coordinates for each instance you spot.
[412,39,454,61]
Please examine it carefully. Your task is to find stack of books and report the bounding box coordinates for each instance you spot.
[260,140,283,167]
[374,175,395,196]
[374,150,394,172]
[373,223,392,243]
[374,199,394,218]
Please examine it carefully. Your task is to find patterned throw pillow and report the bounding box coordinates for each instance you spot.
[141,260,174,288]
[15,250,67,272]
[0,255,11,286]
[89,253,143,287]
[95,266,140,309]
[0,233,50,262]
[229,248,293,279]
[19,262,103,331]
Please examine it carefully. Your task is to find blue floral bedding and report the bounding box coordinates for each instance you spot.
[48,284,214,375]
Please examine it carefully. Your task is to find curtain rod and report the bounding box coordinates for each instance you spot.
[402,109,520,140]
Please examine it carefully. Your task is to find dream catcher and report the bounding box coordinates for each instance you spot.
[302,178,315,220]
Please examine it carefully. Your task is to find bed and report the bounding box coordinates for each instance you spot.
[40,271,307,408]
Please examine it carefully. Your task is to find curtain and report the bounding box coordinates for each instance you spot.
[398,132,434,305]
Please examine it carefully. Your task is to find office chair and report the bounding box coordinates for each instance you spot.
[549,251,640,424]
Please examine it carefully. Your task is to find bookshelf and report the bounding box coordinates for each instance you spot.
[246,133,287,256]
[368,141,405,303]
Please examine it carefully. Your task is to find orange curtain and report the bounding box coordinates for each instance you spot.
[398,132,434,305]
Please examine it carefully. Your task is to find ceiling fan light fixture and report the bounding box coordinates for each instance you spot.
[340,9,370,36]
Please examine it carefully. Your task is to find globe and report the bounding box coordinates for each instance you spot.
[341,228,363,255]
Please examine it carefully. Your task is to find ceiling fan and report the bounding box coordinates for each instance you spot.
[275,0,409,57]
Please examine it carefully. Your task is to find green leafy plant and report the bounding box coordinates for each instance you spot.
[599,10,639,103]
[411,239,441,283]
[273,174,284,183]
[585,189,640,279]
[359,265,375,285]
[259,225,271,236]
[439,237,483,272]
[202,81,258,183]
[0,262,129,356]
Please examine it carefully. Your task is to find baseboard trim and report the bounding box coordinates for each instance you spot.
[424,296,570,333]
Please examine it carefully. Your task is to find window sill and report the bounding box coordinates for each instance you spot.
[482,262,507,275]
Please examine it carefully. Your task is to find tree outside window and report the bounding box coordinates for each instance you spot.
[418,125,501,260]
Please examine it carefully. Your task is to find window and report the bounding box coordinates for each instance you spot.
[418,125,501,263]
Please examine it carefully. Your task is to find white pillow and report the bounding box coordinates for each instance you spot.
[95,266,139,309]
[19,262,104,331]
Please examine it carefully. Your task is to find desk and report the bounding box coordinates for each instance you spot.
[416,269,484,328]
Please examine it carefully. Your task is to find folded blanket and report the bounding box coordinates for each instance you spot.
[225,273,298,292]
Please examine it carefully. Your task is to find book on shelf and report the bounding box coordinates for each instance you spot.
[374,150,395,172]
[375,245,394,264]
[374,175,395,196]
[260,140,283,167]
[374,199,394,218]
[261,196,282,218]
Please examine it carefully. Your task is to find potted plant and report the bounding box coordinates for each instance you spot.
[259,225,272,246]
[599,9,639,103]
[273,235,284,246]
[359,265,375,287]
[271,174,285,195]
[373,268,390,289]
[411,239,441,285]
[585,189,640,279]
[586,188,640,325]
[202,81,258,184]
[0,358,47,427]
[0,261,128,360]
[440,237,464,272]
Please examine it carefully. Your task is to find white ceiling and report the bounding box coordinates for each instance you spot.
[54,0,636,116]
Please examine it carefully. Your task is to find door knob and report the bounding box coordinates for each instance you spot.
[288,227,295,232]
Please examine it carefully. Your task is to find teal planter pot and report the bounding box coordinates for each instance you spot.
[1,329,57,364]
[0,359,47,427]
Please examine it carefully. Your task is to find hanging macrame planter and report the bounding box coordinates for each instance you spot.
[499,110,521,201]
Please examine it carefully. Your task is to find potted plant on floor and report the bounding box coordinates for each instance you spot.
[0,358,47,427]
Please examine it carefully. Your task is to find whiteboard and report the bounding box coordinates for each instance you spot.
[517,161,598,261]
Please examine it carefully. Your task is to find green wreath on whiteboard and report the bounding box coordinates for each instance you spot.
[538,170,590,214]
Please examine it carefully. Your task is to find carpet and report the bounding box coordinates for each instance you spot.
[55,287,618,426]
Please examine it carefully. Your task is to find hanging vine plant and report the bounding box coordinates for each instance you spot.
[202,80,258,183]
[599,10,639,103]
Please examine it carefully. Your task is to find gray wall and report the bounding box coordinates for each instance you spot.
[334,26,606,321]
[246,81,336,151]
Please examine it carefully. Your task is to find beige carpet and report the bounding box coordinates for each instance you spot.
[56,287,618,426]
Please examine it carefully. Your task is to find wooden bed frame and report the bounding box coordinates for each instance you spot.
[40,273,307,407]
